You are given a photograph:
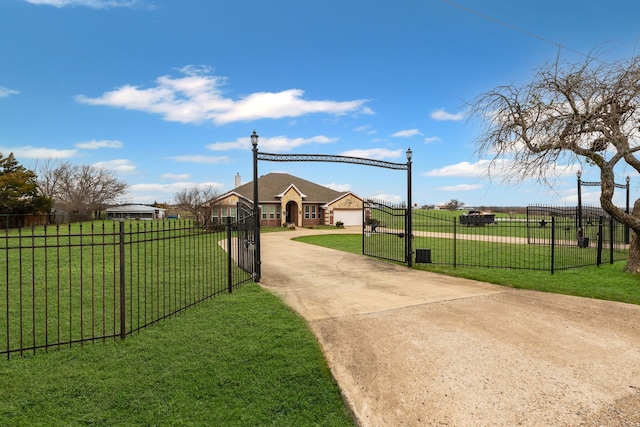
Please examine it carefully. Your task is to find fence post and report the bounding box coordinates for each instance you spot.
[453,219,457,268]
[596,216,603,266]
[227,217,233,293]
[610,216,615,265]
[550,216,555,274]
[119,221,126,340]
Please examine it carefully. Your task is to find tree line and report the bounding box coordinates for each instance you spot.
[0,153,218,228]
[0,155,127,226]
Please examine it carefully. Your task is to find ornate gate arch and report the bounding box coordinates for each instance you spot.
[250,130,413,281]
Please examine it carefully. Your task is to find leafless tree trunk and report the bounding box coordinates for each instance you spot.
[174,185,219,226]
[471,53,640,272]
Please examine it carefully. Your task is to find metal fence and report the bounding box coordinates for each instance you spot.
[362,203,629,273]
[410,205,628,272]
[2,212,257,359]
[362,199,410,264]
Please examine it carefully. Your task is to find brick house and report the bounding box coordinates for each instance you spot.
[209,173,363,227]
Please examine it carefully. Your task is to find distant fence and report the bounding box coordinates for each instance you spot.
[1,216,256,359]
[412,205,628,272]
[364,204,629,273]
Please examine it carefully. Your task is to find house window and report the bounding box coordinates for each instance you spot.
[304,205,310,219]
[269,205,275,219]
[262,205,267,220]
[219,206,237,223]
[312,205,317,219]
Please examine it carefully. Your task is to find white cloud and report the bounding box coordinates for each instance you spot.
[167,155,230,164]
[391,128,422,138]
[92,159,136,174]
[1,145,78,159]
[207,135,337,152]
[161,173,190,180]
[430,108,466,121]
[76,66,372,125]
[438,184,483,192]
[353,125,378,135]
[75,139,123,149]
[424,136,441,144]
[25,0,140,8]
[425,159,581,181]
[339,148,403,160]
[324,183,351,192]
[0,87,19,98]
[422,160,508,178]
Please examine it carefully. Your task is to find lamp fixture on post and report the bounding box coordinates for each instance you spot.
[626,175,631,215]
[251,130,261,281]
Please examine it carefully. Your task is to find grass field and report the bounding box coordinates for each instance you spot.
[0,284,355,426]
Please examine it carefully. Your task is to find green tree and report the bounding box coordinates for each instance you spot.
[0,153,52,226]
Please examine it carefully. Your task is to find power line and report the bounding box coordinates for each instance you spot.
[440,0,589,58]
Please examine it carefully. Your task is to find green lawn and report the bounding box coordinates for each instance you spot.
[0,284,354,426]
[295,233,640,305]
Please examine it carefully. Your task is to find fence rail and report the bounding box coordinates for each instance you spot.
[2,217,256,359]
[411,206,628,272]
[362,204,629,272]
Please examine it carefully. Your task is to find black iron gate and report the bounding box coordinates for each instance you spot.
[231,200,258,279]
[363,199,411,264]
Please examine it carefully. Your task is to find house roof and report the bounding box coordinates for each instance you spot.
[219,173,351,204]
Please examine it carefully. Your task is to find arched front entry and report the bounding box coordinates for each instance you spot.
[285,201,299,225]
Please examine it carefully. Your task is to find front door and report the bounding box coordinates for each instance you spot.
[286,201,298,225]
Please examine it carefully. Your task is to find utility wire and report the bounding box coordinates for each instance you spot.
[440,0,589,59]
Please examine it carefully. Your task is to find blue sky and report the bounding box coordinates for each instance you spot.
[1,0,639,208]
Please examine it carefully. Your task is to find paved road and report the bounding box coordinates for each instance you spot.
[258,227,640,426]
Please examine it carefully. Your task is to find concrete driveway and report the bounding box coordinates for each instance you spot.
[258,227,640,426]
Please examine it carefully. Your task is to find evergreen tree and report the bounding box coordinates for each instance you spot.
[0,153,52,226]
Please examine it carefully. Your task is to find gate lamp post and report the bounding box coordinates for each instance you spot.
[626,175,631,244]
[576,169,583,245]
[251,130,261,281]
[406,147,413,267]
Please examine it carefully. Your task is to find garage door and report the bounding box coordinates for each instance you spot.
[334,209,362,226]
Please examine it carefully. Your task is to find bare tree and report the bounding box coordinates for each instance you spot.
[173,185,219,225]
[36,160,128,220]
[471,53,640,272]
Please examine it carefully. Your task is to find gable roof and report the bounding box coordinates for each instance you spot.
[220,173,349,204]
